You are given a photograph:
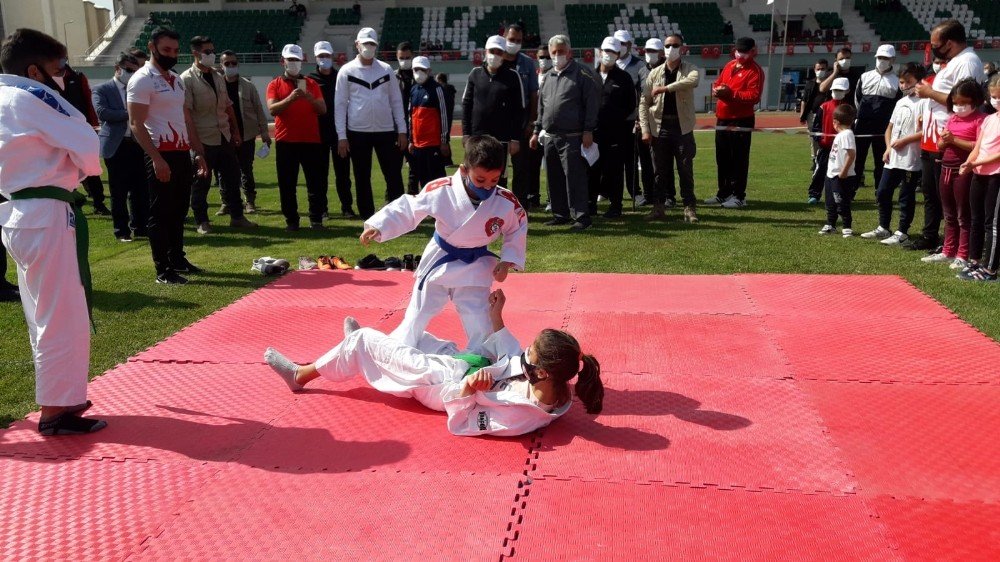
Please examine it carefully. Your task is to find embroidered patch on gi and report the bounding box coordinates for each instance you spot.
[424,177,450,192]
[477,411,490,431]
[485,217,504,236]
[67,207,76,229]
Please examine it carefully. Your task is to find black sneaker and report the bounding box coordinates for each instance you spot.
[0,286,19,302]
[602,209,622,219]
[172,261,203,274]
[384,256,403,271]
[402,254,416,271]
[92,203,112,216]
[570,220,592,231]
[310,221,326,230]
[414,255,421,268]
[285,223,300,232]
[357,254,387,270]
[903,236,939,251]
[343,207,357,218]
[156,271,189,285]
[544,217,572,226]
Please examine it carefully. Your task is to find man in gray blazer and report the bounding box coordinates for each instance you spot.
[93,52,149,241]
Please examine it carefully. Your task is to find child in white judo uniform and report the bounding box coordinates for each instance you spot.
[0,29,106,434]
[264,289,603,436]
[360,135,527,349]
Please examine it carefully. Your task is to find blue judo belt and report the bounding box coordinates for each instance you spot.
[418,232,498,290]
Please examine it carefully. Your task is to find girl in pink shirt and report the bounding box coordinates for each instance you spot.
[958,75,1000,281]
[923,79,986,269]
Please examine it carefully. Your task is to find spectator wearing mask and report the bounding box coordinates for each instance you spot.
[708,37,763,209]
[462,35,526,181]
[502,23,540,211]
[807,78,850,204]
[180,36,256,233]
[407,56,450,187]
[639,33,701,223]
[613,30,643,204]
[334,28,408,219]
[635,38,666,207]
[530,35,599,230]
[801,59,831,164]
[266,44,328,231]
[854,44,901,188]
[589,36,636,219]
[395,42,419,195]
[219,50,270,214]
[912,19,987,251]
[523,46,553,209]
[782,80,796,111]
[128,27,210,284]
[819,47,862,103]
[309,41,355,217]
[93,52,149,242]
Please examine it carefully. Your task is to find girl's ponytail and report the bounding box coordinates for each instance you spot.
[574,354,604,414]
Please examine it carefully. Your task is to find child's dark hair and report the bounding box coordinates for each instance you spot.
[532,329,604,414]
[0,28,65,76]
[464,135,506,171]
[947,78,985,112]
[832,104,856,126]
[899,62,926,82]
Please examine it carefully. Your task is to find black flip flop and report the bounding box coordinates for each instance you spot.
[38,412,107,436]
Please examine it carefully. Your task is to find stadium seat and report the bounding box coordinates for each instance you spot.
[134,10,304,62]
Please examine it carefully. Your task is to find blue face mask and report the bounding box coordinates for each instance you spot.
[464,173,495,201]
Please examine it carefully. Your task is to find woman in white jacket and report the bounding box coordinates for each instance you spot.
[264,289,603,436]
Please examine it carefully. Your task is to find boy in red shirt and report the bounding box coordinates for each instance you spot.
[708,36,763,209]
[807,78,850,203]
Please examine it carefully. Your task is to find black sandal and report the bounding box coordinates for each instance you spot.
[38,413,107,436]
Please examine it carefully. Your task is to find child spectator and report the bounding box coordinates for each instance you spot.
[807,77,849,204]
[819,104,858,237]
[957,75,1000,281]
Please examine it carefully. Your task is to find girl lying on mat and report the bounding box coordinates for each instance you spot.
[264,289,603,436]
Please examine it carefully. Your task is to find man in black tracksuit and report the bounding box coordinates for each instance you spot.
[310,43,355,217]
[590,48,637,218]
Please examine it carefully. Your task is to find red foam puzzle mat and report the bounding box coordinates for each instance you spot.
[508,479,896,561]
[133,468,523,560]
[232,269,414,310]
[801,381,1000,503]
[572,273,757,315]
[868,496,1000,561]
[761,314,1000,384]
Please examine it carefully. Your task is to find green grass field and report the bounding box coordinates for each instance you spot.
[2,133,998,425]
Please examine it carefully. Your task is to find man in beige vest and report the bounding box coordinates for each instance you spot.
[638,33,700,222]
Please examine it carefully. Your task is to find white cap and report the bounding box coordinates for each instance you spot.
[644,38,664,51]
[601,37,622,53]
[875,44,896,58]
[831,77,850,91]
[314,41,333,56]
[614,30,633,44]
[281,44,304,60]
[412,56,431,70]
[356,27,378,45]
[485,35,507,52]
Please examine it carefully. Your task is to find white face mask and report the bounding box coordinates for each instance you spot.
[223,65,239,79]
[359,44,377,60]
[991,97,1000,110]
[832,91,847,100]
[539,58,553,71]
[953,105,974,117]
[117,69,133,84]
[486,53,503,69]
[200,52,216,67]
[838,58,851,70]
[600,52,617,67]
[317,58,333,70]
[901,84,916,97]
[645,52,662,65]
[505,42,521,55]
[932,63,942,73]
[414,69,428,84]
[285,60,302,75]
[553,54,568,70]
[399,58,412,70]
[816,69,830,79]
[876,59,892,73]
[665,46,681,63]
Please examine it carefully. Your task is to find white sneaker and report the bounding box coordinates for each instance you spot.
[721,195,747,208]
[545,202,552,212]
[881,231,909,245]
[635,194,647,206]
[921,252,951,263]
[949,257,968,270]
[818,225,835,235]
[704,196,724,205]
[597,195,606,202]
[860,226,890,239]
[842,228,854,238]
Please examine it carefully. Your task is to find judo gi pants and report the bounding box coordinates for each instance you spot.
[389,283,492,350]
[2,203,89,406]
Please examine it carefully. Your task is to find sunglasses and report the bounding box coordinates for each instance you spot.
[222,62,238,67]
[520,352,540,379]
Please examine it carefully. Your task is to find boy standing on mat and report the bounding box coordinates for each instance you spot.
[0,29,107,435]
[361,135,527,349]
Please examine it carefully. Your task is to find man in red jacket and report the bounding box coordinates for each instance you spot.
[707,37,763,209]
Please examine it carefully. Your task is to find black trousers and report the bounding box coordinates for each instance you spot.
[523,141,543,208]
[920,150,943,243]
[275,141,328,226]
[809,147,831,200]
[319,141,353,214]
[876,168,920,233]
[715,116,755,201]
[403,150,420,195]
[824,175,858,229]
[651,123,697,207]
[510,130,532,204]
[81,175,106,206]
[622,123,637,198]
[105,137,150,239]
[234,139,258,205]
[854,132,887,187]
[0,194,12,289]
[587,134,626,213]
[410,146,447,189]
[146,150,193,275]
[192,142,246,223]
[636,130,654,199]
[347,130,404,219]
[970,173,1000,263]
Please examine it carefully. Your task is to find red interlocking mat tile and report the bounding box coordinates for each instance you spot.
[0,362,297,463]
[869,496,1000,561]
[133,468,521,560]
[738,274,956,319]
[413,307,567,352]
[801,381,1000,502]
[533,373,856,494]
[234,377,533,475]
[0,458,217,560]
[564,311,791,378]
[131,306,398,364]
[508,480,896,561]
[232,270,413,310]
[571,273,757,315]
[493,272,576,311]
[762,314,1000,384]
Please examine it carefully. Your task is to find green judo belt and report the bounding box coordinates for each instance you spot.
[452,353,493,376]
[9,187,94,331]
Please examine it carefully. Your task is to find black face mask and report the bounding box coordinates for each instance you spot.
[930,43,948,61]
[520,352,544,385]
[153,48,178,72]
[28,64,58,90]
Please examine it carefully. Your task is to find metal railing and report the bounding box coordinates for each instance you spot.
[83,5,128,61]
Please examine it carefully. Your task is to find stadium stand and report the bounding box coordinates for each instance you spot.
[327,8,361,27]
[749,13,772,33]
[903,0,999,42]
[815,12,844,31]
[133,10,303,61]
[854,0,927,42]
[382,6,539,55]
[565,2,731,49]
